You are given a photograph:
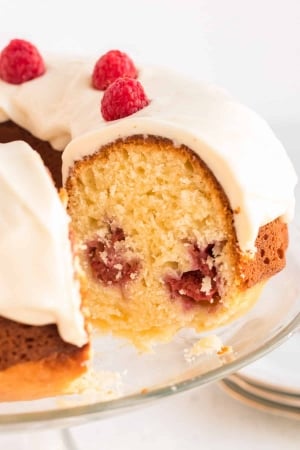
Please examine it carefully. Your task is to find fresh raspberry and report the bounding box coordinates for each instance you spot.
[92,49,138,90]
[0,39,45,84]
[101,77,150,121]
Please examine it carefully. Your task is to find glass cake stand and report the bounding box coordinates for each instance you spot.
[0,223,299,449]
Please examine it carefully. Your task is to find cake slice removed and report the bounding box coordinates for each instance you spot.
[0,141,90,401]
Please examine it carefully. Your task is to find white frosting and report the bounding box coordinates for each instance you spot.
[0,142,87,347]
[0,57,297,253]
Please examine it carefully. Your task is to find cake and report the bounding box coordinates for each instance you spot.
[0,141,89,401]
[0,40,297,354]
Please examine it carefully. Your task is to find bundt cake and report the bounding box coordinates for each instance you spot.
[0,40,297,355]
[0,141,89,401]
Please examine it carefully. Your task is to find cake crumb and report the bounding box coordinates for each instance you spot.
[184,335,231,363]
[217,345,232,356]
[200,276,212,294]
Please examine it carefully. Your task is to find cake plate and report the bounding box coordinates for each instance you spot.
[0,223,299,448]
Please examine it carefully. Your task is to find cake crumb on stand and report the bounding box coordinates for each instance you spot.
[183,335,233,363]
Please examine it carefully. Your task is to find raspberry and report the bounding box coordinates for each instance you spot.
[101,77,150,121]
[164,243,221,308]
[87,225,141,286]
[92,50,138,90]
[0,39,45,84]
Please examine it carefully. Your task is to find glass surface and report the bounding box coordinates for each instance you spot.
[0,224,299,433]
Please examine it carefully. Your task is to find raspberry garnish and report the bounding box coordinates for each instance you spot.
[92,49,138,90]
[101,77,150,121]
[0,39,45,85]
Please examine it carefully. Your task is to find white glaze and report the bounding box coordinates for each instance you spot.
[0,57,297,253]
[0,141,87,347]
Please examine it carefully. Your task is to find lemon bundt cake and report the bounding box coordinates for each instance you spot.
[0,40,297,351]
[0,141,89,401]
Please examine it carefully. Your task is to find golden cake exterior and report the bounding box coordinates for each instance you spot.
[0,318,90,401]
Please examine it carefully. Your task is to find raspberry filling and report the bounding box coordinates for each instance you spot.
[164,243,222,308]
[86,225,140,286]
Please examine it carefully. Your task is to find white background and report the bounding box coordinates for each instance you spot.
[0,0,299,448]
[1,0,300,122]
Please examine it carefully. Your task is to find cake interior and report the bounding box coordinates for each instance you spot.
[66,136,266,348]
